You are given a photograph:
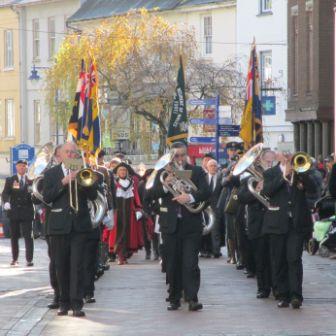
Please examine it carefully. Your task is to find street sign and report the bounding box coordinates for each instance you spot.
[189,118,217,125]
[262,96,276,115]
[189,137,216,144]
[10,144,35,175]
[218,125,240,137]
[187,98,218,106]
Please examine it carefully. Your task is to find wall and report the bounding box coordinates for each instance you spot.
[0,6,21,152]
[236,0,293,150]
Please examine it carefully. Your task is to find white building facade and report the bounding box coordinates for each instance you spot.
[236,0,293,150]
[16,0,81,147]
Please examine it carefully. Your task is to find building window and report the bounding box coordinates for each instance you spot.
[202,16,212,55]
[5,99,15,137]
[4,30,14,69]
[34,100,41,144]
[32,19,40,60]
[260,51,272,91]
[306,2,313,93]
[260,0,272,14]
[48,17,56,58]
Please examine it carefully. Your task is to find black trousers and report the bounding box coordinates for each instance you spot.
[269,229,305,302]
[46,237,59,300]
[9,220,34,262]
[251,236,271,294]
[162,222,202,304]
[83,238,99,297]
[49,232,87,310]
[210,212,221,255]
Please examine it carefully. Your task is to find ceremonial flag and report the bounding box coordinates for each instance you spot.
[68,60,85,141]
[167,56,188,146]
[239,42,263,147]
[68,60,101,154]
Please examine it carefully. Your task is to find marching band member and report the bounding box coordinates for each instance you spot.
[108,162,144,265]
[2,160,34,267]
[262,151,321,309]
[147,142,210,311]
[43,142,98,317]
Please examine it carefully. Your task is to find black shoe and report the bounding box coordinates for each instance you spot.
[213,253,222,259]
[189,300,203,311]
[57,308,68,316]
[26,262,34,267]
[256,292,269,299]
[48,299,60,309]
[291,298,302,309]
[103,264,110,271]
[85,296,96,304]
[246,272,255,278]
[236,263,244,270]
[153,254,159,261]
[10,260,18,266]
[277,300,290,308]
[73,310,85,317]
[145,252,151,260]
[167,302,180,311]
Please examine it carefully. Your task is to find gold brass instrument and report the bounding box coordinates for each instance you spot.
[145,152,206,214]
[292,152,312,174]
[233,143,279,211]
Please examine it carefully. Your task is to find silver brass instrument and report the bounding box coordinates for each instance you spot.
[28,142,55,206]
[146,152,206,214]
[202,206,215,235]
[233,143,279,211]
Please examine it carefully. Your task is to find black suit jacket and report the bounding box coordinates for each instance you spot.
[43,164,98,235]
[207,173,223,214]
[2,175,34,222]
[147,164,211,235]
[237,177,265,239]
[262,165,318,235]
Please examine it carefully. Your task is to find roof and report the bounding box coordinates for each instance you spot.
[68,0,235,23]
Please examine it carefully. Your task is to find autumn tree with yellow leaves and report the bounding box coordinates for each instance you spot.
[46,10,244,155]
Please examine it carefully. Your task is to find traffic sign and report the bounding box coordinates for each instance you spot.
[189,118,217,125]
[187,98,218,106]
[10,144,35,175]
[218,125,240,137]
[262,96,276,115]
[189,137,216,144]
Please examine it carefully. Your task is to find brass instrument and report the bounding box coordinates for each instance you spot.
[292,152,312,174]
[202,206,215,235]
[28,142,56,206]
[146,152,206,214]
[233,143,279,211]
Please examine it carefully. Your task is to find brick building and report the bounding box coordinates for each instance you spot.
[286,0,334,158]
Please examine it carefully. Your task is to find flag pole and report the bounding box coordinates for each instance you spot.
[334,7,336,159]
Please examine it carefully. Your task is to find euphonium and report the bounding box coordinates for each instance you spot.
[233,143,279,211]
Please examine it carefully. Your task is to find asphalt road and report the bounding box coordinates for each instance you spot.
[1,238,336,336]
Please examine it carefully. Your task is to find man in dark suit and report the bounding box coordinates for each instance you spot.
[206,159,223,258]
[43,142,98,317]
[2,160,34,266]
[262,151,321,309]
[147,142,210,311]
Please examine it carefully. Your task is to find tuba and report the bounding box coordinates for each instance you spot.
[146,152,206,214]
[232,143,279,211]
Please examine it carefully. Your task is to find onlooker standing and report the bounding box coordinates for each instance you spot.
[2,160,34,266]
[206,159,223,258]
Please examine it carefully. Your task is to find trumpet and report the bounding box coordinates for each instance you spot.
[283,152,312,186]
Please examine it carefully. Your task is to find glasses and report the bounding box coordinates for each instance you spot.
[174,153,186,158]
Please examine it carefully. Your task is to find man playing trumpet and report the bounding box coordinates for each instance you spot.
[262,151,321,309]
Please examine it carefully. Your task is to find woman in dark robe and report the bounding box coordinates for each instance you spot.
[107,162,144,265]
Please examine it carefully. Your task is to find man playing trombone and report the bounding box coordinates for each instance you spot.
[147,142,210,311]
[42,142,98,317]
[262,150,321,309]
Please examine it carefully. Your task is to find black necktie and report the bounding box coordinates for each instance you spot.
[19,178,24,189]
[210,176,214,192]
